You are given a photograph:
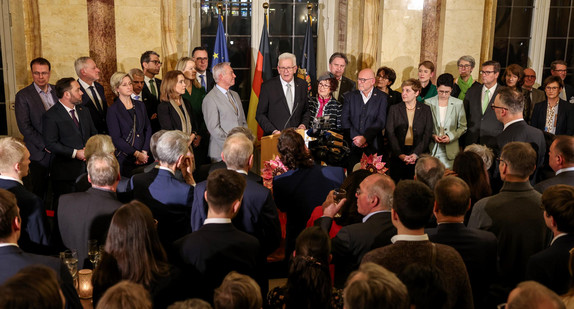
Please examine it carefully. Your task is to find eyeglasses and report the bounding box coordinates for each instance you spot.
[357,78,374,83]
[376,75,388,80]
[32,71,50,76]
[458,64,472,69]
[497,157,507,165]
[491,105,508,111]
[480,70,495,75]
[546,86,560,91]
[524,75,536,79]
[355,188,362,195]
[318,83,331,88]
[278,66,296,71]
[553,69,567,73]
[195,57,208,61]
[438,90,451,95]
[149,60,162,65]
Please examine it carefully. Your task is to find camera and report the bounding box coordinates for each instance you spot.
[307,117,350,167]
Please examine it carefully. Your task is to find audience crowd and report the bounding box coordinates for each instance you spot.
[1,50,574,309]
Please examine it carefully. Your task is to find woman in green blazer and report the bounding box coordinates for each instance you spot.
[425,73,467,169]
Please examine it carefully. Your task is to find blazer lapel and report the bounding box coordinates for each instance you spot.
[557,101,567,129]
[443,98,456,129]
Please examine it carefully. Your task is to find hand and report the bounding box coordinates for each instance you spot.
[433,134,442,143]
[135,151,149,165]
[297,124,306,130]
[323,198,347,218]
[272,130,281,135]
[440,135,451,143]
[444,169,457,177]
[151,113,158,120]
[76,149,86,161]
[353,136,367,147]
[179,151,196,185]
[44,148,51,154]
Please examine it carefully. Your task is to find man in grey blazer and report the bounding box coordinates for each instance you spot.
[15,57,58,201]
[202,62,247,162]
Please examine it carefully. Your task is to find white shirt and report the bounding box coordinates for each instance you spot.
[77,78,103,108]
[0,243,18,248]
[362,210,390,223]
[131,93,142,101]
[361,88,374,104]
[482,83,498,106]
[557,166,574,175]
[391,234,429,244]
[158,166,175,175]
[204,218,232,224]
[550,232,568,246]
[0,175,23,185]
[279,77,295,106]
[144,76,159,97]
[503,118,524,131]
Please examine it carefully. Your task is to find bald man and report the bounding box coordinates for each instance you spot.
[342,68,388,168]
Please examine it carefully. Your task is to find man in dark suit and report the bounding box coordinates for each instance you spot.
[328,52,356,104]
[15,57,58,202]
[140,50,163,132]
[544,60,574,103]
[43,77,97,208]
[527,185,574,295]
[191,133,280,256]
[75,56,108,134]
[315,174,396,288]
[175,169,260,303]
[58,153,122,269]
[128,130,195,249]
[341,68,388,169]
[426,176,497,308]
[0,137,51,254]
[192,46,215,92]
[535,135,574,193]
[256,52,310,136]
[463,60,503,149]
[0,189,82,309]
[494,86,546,182]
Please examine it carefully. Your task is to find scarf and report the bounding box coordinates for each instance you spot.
[169,99,193,134]
[457,76,474,100]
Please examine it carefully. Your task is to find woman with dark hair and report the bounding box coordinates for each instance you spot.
[386,78,433,181]
[452,151,491,224]
[375,66,401,106]
[92,201,183,308]
[267,226,343,309]
[273,128,345,259]
[531,75,574,135]
[503,64,534,121]
[308,74,342,132]
[425,73,467,169]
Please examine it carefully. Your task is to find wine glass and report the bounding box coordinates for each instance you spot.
[61,249,79,279]
[332,189,346,218]
[88,240,100,269]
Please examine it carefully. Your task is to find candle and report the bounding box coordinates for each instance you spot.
[77,269,93,299]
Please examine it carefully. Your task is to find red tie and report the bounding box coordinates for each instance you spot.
[70,109,79,128]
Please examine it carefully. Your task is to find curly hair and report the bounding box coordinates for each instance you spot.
[277,128,314,170]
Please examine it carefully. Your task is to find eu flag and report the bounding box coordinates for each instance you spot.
[212,15,229,69]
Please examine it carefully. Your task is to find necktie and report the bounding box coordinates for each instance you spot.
[70,109,79,128]
[482,89,490,114]
[134,95,140,101]
[149,79,157,98]
[286,83,293,113]
[89,86,101,112]
[227,91,238,115]
[200,75,206,89]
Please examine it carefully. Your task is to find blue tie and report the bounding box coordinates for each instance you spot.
[200,74,206,89]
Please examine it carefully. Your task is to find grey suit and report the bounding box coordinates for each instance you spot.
[202,86,247,161]
[534,170,574,193]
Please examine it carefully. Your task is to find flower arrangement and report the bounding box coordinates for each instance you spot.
[360,153,388,175]
[261,155,288,189]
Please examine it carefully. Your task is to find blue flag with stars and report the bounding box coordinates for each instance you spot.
[212,15,229,69]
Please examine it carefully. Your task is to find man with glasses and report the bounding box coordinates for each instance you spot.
[256,52,309,136]
[452,55,479,100]
[341,68,388,169]
[522,68,546,110]
[15,57,58,202]
[75,56,108,134]
[545,60,574,103]
[140,50,163,132]
[463,60,503,149]
[192,46,215,92]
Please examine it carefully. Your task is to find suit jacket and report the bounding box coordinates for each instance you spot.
[496,120,546,180]
[534,170,574,193]
[191,174,280,256]
[129,168,193,246]
[566,83,574,103]
[386,101,433,156]
[199,70,216,93]
[315,211,396,288]
[463,83,503,149]
[79,80,108,134]
[425,95,468,160]
[530,99,574,135]
[524,88,546,105]
[43,102,97,181]
[15,83,58,166]
[58,187,122,269]
[342,88,388,153]
[208,161,262,183]
[0,245,82,309]
[175,223,260,302]
[107,97,152,164]
[527,233,574,295]
[157,97,199,133]
[202,87,248,161]
[142,78,162,132]
[256,76,310,135]
[331,74,356,104]
[427,223,498,308]
[0,179,50,253]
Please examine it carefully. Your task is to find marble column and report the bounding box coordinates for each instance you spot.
[420,0,442,83]
[337,0,348,53]
[480,0,497,69]
[87,0,117,105]
[22,0,42,65]
[359,0,380,69]
[161,0,178,72]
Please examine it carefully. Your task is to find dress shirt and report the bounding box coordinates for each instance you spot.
[0,175,23,186]
[158,166,175,175]
[362,210,390,223]
[557,167,574,175]
[0,243,18,248]
[503,118,524,131]
[279,77,295,106]
[144,76,158,98]
[33,83,56,110]
[391,234,429,243]
[216,84,239,112]
[482,84,498,107]
[550,233,568,246]
[60,102,79,158]
[78,78,103,109]
[131,93,142,101]
[360,88,374,104]
[204,218,232,224]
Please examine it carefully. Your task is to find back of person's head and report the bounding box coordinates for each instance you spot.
[434,176,471,217]
[222,134,253,170]
[398,263,448,309]
[95,281,152,309]
[227,126,255,142]
[168,298,212,309]
[507,281,565,309]
[344,262,409,309]
[0,189,19,240]
[0,265,63,309]
[87,153,120,187]
[206,169,246,214]
[414,155,445,190]
[286,226,332,309]
[464,143,494,170]
[367,174,396,211]
[213,272,261,309]
[542,185,574,233]
[501,142,537,179]
[335,169,372,226]
[393,180,434,230]
[277,128,314,170]
[150,130,168,159]
[453,150,491,203]
[553,135,574,165]
[497,86,525,114]
[105,201,167,288]
[156,130,190,165]
[85,134,115,161]
[0,137,27,174]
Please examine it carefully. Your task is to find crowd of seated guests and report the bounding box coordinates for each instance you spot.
[4,47,574,309]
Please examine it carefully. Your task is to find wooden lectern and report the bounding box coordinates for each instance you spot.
[260,129,306,167]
